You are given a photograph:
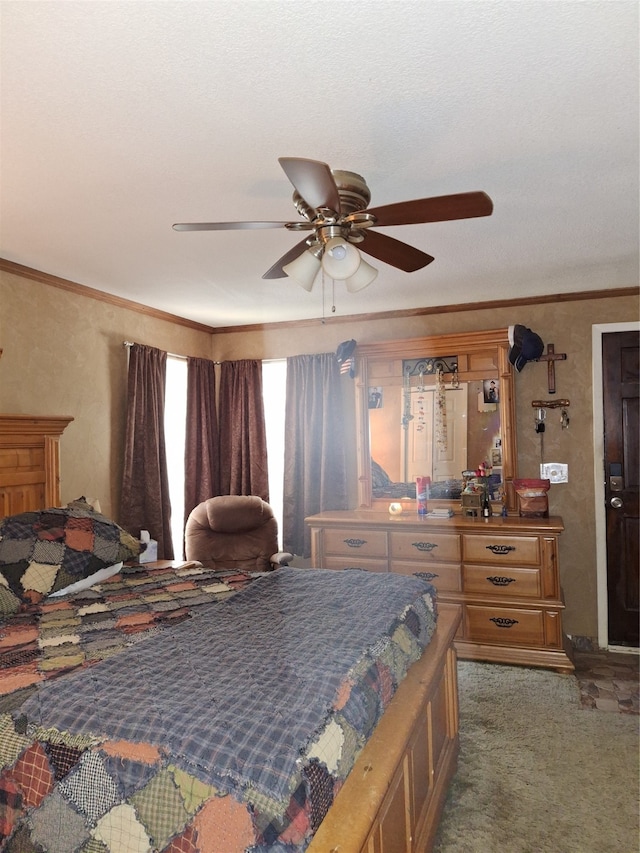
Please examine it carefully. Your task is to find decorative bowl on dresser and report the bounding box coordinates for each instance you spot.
[306,510,574,673]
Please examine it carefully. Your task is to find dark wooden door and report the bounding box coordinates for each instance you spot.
[603,330,639,647]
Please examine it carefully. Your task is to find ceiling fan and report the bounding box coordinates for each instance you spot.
[173,157,493,292]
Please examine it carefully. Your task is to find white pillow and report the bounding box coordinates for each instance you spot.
[48,562,123,597]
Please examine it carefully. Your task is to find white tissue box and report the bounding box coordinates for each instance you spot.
[139,529,158,563]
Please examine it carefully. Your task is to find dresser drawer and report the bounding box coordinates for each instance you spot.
[462,534,540,566]
[324,556,388,573]
[390,531,460,563]
[323,528,388,558]
[463,564,541,598]
[393,561,462,592]
[465,604,545,647]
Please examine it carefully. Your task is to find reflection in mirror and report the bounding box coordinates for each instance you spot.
[356,330,517,511]
[369,379,502,500]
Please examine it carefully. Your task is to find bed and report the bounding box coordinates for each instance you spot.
[0,414,461,853]
[371,460,464,502]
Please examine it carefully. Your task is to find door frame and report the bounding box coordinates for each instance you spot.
[592,320,640,652]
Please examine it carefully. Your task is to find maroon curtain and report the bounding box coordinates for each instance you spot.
[184,357,220,535]
[120,344,174,560]
[282,353,348,558]
[218,360,269,499]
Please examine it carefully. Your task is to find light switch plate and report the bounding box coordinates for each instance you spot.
[540,462,569,483]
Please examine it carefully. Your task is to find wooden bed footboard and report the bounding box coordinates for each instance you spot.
[308,603,461,853]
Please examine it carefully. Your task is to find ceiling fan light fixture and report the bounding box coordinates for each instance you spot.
[174,158,494,287]
[345,258,378,292]
[282,246,322,291]
[321,236,361,280]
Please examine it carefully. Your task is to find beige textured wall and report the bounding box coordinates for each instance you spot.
[0,271,213,518]
[1,266,637,640]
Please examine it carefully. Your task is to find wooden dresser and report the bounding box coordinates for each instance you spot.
[307,510,574,673]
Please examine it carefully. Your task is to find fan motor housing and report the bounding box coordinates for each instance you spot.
[293,170,371,221]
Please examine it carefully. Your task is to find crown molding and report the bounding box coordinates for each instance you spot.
[1,257,637,336]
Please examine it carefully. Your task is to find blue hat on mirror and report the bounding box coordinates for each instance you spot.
[508,325,544,372]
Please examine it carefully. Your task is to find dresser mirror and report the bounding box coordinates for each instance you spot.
[354,329,518,512]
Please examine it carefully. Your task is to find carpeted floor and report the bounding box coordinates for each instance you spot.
[432,661,639,853]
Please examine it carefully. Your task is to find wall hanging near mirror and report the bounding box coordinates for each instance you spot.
[435,368,448,452]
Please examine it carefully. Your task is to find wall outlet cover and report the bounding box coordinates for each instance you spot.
[540,462,569,483]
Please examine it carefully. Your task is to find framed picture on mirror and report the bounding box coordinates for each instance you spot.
[483,379,499,403]
[368,387,383,409]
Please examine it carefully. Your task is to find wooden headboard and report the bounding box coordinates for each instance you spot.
[0,415,73,517]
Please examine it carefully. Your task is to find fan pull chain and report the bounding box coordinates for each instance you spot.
[320,268,338,322]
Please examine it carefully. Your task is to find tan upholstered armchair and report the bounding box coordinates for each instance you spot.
[184,495,293,571]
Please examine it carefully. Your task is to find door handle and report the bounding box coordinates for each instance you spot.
[610,496,623,509]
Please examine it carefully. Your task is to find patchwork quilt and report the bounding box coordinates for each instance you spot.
[0,501,142,614]
[0,561,252,708]
[0,564,437,853]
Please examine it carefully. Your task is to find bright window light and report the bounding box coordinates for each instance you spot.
[262,359,287,547]
[164,356,287,557]
[165,356,187,558]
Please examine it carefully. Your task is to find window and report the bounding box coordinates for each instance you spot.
[164,357,187,557]
[262,359,287,548]
[164,356,287,557]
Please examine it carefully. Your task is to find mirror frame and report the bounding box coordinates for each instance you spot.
[354,328,518,513]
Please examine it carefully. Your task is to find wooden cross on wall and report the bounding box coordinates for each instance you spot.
[536,344,566,394]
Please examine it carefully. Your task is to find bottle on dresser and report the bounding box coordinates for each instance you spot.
[481,488,492,518]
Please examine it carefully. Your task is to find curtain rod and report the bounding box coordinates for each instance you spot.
[122,341,222,364]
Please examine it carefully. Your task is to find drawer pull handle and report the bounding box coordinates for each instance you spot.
[417,571,440,581]
[486,544,516,555]
[412,541,438,553]
[343,538,367,548]
[486,576,516,587]
[490,617,519,628]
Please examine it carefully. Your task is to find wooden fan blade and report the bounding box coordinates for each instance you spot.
[358,230,434,272]
[278,157,341,213]
[367,191,493,227]
[262,238,313,279]
[173,221,297,231]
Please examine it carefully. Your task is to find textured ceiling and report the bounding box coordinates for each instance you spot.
[1,1,638,328]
